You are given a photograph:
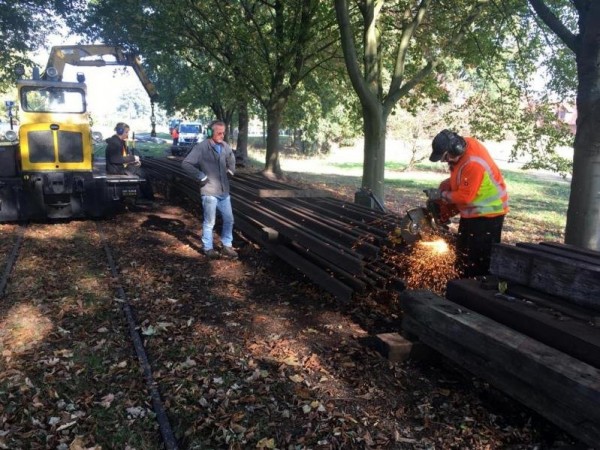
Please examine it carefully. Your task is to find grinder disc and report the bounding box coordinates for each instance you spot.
[398,207,435,244]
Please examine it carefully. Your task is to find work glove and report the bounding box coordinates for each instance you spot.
[423,188,443,201]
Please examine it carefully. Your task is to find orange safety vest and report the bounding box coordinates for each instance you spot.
[443,137,509,218]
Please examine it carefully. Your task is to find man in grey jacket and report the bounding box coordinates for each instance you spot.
[182,121,237,259]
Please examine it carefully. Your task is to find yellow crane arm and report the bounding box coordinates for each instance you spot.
[44,44,158,101]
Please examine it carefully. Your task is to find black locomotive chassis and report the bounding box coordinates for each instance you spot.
[0,172,140,222]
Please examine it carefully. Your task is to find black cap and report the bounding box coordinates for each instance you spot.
[430,130,453,162]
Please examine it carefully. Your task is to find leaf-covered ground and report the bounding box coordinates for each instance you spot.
[0,222,159,449]
[0,175,579,449]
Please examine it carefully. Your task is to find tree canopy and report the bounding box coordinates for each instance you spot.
[333,0,575,201]
[0,0,72,90]
[68,0,343,176]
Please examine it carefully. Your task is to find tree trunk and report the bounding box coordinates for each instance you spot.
[565,8,600,251]
[236,101,249,163]
[362,105,387,203]
[264,102,284,177]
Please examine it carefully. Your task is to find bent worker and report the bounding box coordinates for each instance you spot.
[182,120,237,260]
[105,122,155,202]
[426,129,508,278]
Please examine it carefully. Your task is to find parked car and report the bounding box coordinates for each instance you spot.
[177,122,203,146]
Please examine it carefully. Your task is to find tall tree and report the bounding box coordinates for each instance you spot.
[528,0,600,250]
[333,0,518,203]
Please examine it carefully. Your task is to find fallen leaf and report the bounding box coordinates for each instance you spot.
[289,374,304,383]
[256,437,276,449]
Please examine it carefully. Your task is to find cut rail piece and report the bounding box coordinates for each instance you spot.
[254,188,331,198]
[401,289,600,448]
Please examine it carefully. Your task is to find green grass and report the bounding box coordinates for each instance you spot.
[92,131,173,158]
[363,159,569,231]
[256,144,570,242]
[502,170,569,226]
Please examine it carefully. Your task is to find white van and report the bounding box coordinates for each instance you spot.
[177,122,203,146]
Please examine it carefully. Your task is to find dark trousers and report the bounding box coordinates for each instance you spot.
[126,164,155,201]
[456,215,505,278]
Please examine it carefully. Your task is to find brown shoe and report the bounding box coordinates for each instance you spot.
[204,249,221,259]
[221,246,238,259]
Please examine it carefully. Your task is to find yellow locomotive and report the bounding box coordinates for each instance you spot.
[0,45,157,221]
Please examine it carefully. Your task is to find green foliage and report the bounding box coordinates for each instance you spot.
[528,0,577,99]
[69,0,343,173]
[66,0,579,182]
[0,0,72,90]
[283,67,361,150]
[510,103,573,177]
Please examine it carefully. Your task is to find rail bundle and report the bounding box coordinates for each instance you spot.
[143,157,406,301]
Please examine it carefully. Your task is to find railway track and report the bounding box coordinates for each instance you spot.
[0,221,177,449]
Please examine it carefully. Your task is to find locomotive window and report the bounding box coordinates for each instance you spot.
[21,87,85,113]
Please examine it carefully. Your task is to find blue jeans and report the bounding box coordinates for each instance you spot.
[201,194,234,250]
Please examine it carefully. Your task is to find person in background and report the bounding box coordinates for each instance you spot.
[426,129,509,278]
[182,120,237,259]
[105,122,155,202]
[171,126,179,146]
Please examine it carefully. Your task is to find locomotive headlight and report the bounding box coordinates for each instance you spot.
[46,66,59,80]
[14,64,25,78]
[4,130,17,142]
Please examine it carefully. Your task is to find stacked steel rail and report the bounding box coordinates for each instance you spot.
[143,157,406,301]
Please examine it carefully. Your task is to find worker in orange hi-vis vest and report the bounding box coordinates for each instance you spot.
[425,129,509,278]
[171,126,179,146]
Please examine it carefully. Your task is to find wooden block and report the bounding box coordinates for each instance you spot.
[539,241,600,261]
[507,283,597,322]
[400,289,600,448]
[517,242,600,267]
[374,333,414,363]
[490,243,600,311]
[402,315,600,448]
[446,278,600,368]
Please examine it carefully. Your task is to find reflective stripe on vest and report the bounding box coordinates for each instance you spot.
[455,155,508,217]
